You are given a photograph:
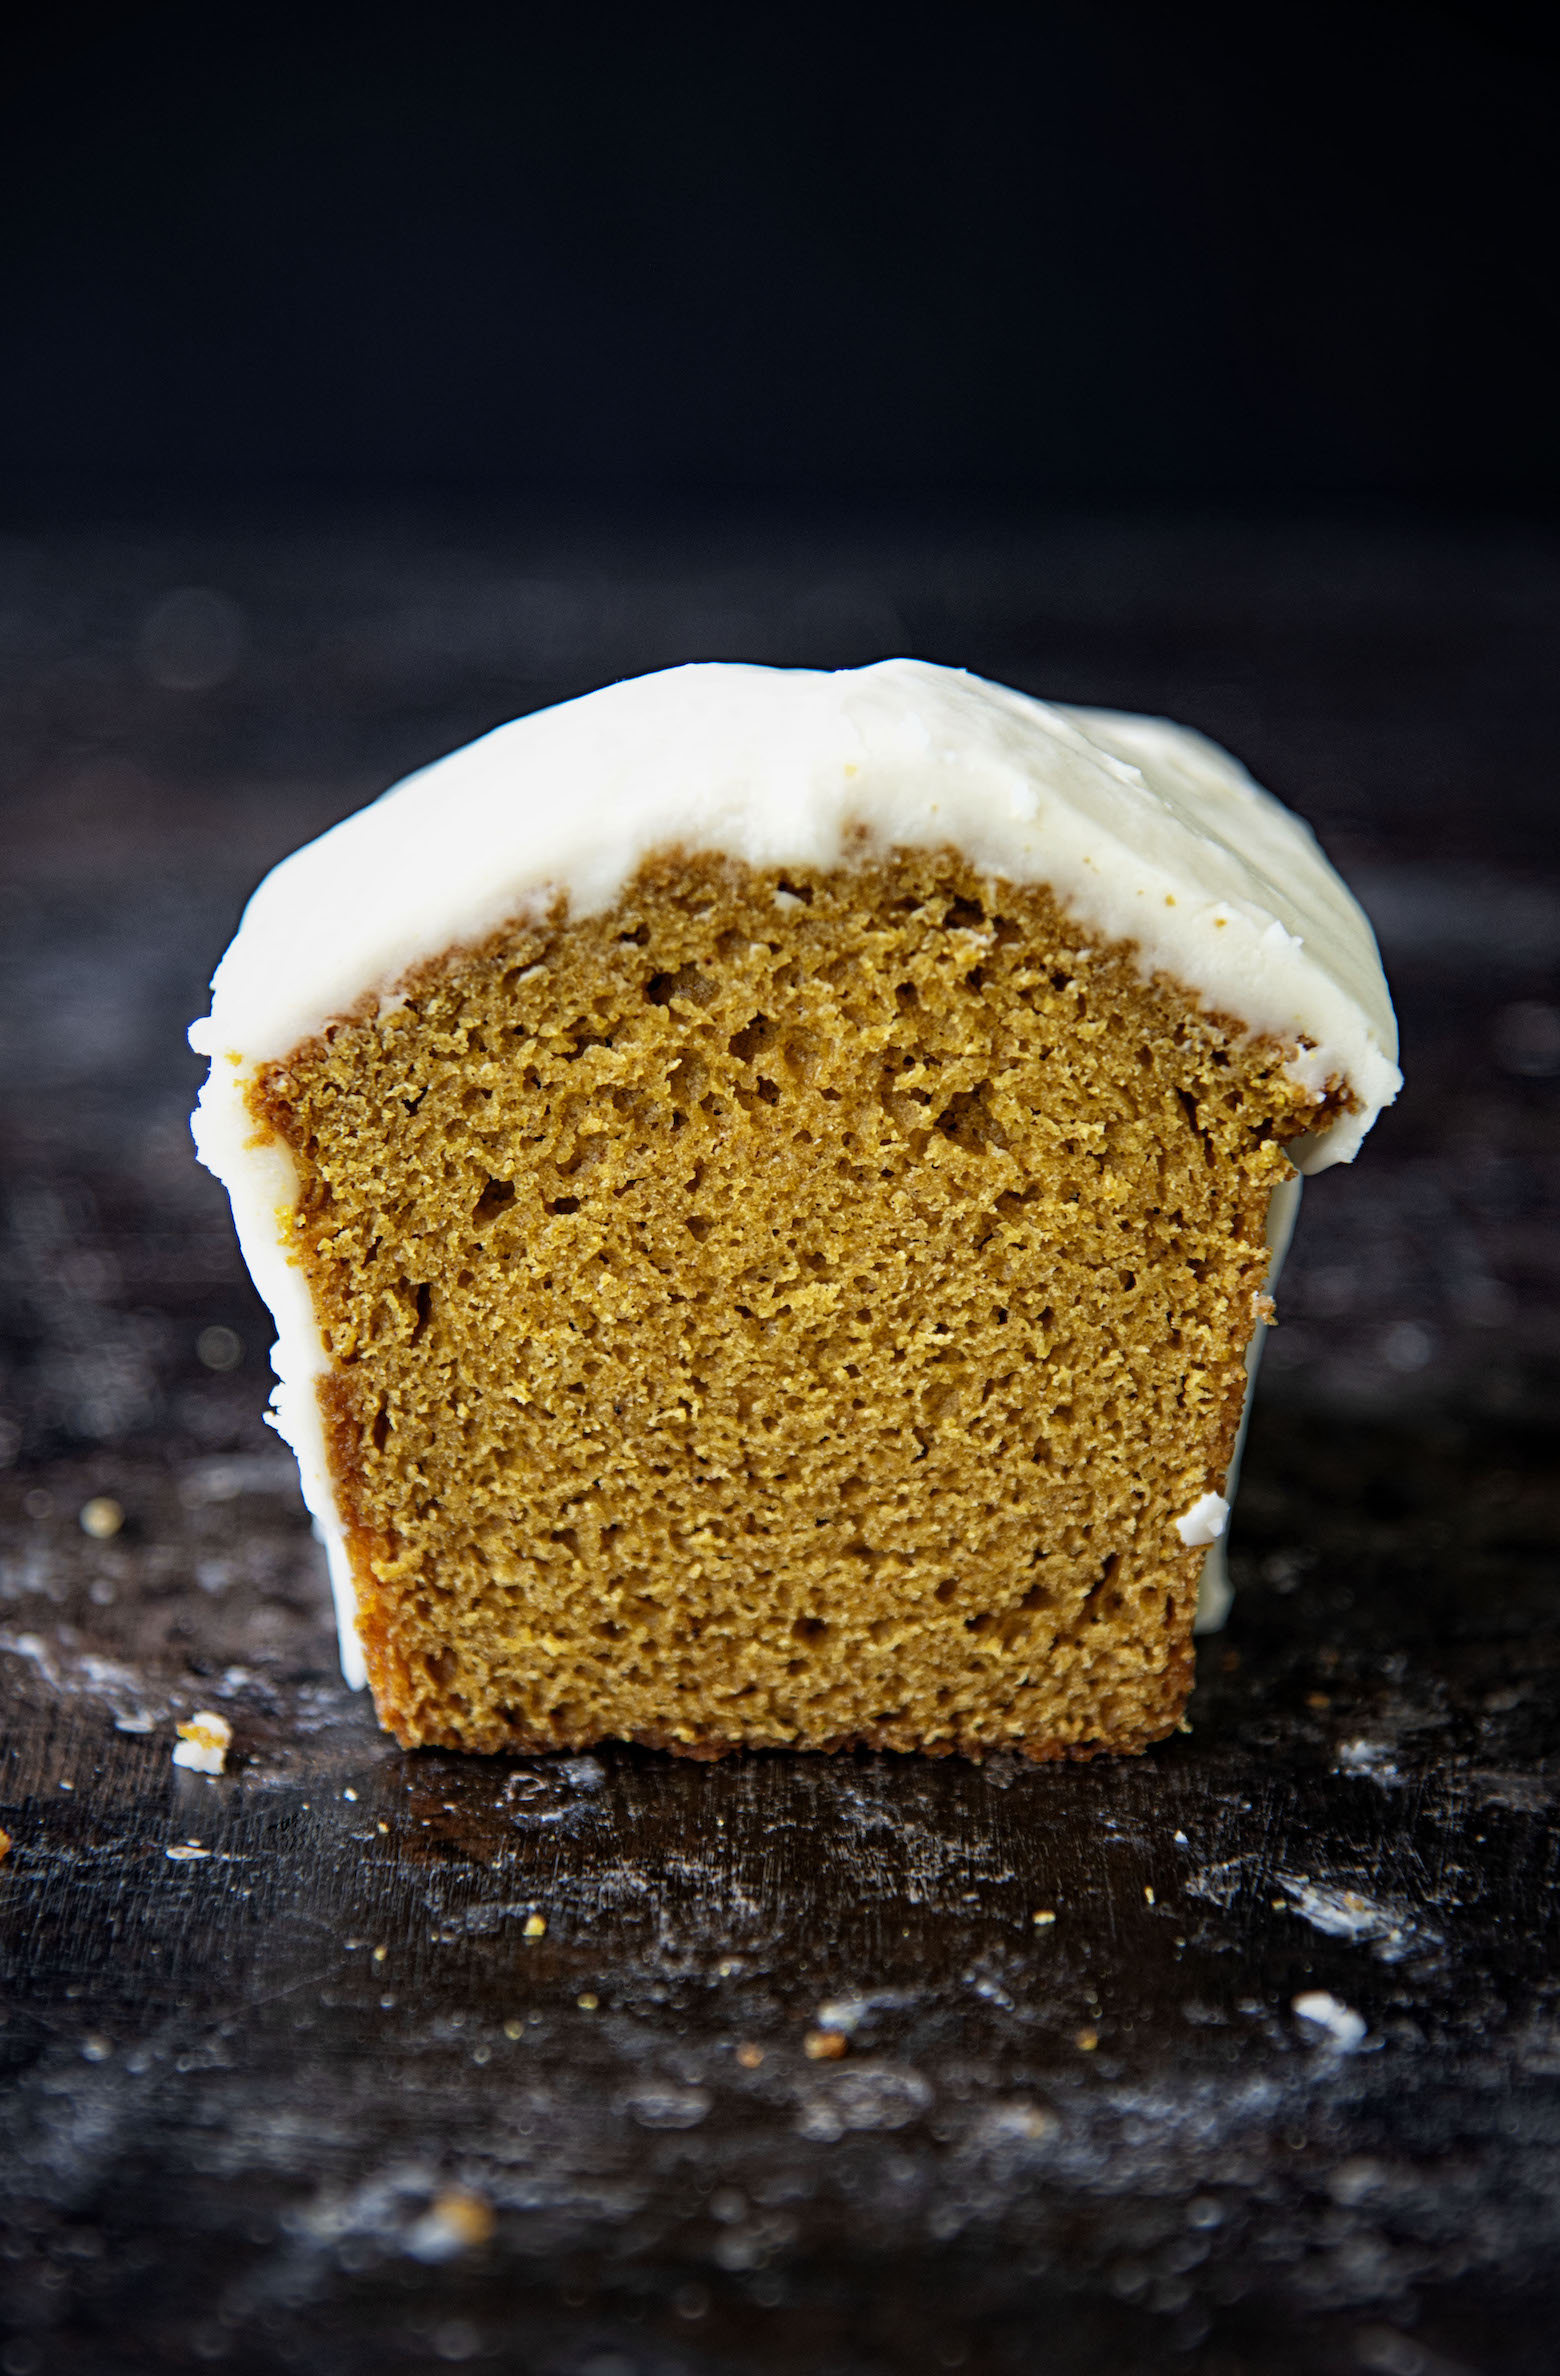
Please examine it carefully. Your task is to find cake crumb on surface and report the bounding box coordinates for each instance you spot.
[172,1711,232,1775]
[522,1912,547,1939]
[0,1827,11,1864]
[1293,1991,1367,2052]
[405,2188,494,2262]
[79,1495,123,1540]
[804,2029,848,2060]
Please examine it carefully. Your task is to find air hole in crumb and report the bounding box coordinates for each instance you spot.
[546,1196,580,1216]
[647,965,714,1008]
[473,1177,515,1224]
[1178,1088,1213,1156]
[792,1615,829,1644]
[936,1087,1000,1150]
[1077,1554,1122,1626]
[728,1016,771,1064]
[934,1578,958,1604]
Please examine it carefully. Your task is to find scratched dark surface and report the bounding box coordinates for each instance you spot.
[3,513,1560,2376]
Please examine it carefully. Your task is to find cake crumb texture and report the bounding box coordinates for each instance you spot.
[254,850,1327,1758]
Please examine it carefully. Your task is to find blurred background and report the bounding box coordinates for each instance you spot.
[1,0,1558,1534]
[4,1,1557,510]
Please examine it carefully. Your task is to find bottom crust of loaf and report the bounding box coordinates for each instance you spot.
[360,1642,1193,1763]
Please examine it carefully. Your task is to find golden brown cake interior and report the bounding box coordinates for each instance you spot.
[254,849,1331,1758]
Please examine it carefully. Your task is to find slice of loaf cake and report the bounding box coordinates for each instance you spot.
[191,661,1398,1759]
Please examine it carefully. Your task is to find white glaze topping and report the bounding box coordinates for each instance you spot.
[189,659,1400,1686]
[1176,1492,1231,1550]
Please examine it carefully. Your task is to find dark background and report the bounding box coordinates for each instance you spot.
[1,0,1556,514]
[5,12,1560,2376]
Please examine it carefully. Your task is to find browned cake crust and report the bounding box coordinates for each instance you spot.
[252,848,1336,1759]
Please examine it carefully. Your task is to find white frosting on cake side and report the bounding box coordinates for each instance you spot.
[1192,1170,1305,1635]
[188,659,1400,1690]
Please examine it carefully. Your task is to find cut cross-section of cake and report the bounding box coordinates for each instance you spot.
[191,661,1399,1759]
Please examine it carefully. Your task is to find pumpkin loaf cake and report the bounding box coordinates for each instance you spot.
[191,661,1398,1759]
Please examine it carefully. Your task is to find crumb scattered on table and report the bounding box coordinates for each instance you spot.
[172,1711,232,1775]
[405,2188,494,2262]
[1293,1991,1367,2051]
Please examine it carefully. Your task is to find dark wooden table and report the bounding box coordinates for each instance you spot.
[3,512,1559,2375]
